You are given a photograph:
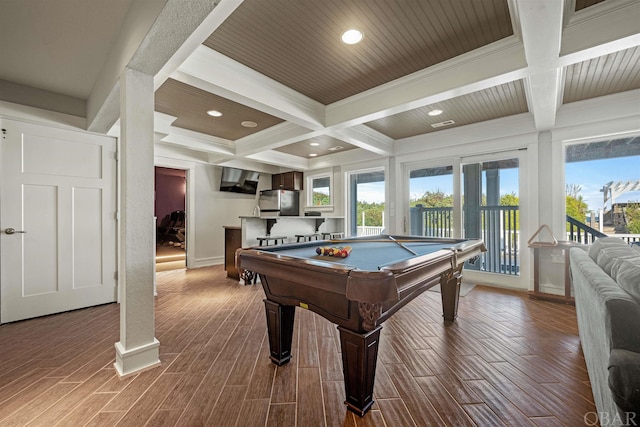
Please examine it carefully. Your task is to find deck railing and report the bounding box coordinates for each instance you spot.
[565,215,640,245]
[409,205,520,275]
[408,207,640,275]
[357,226,385,236]
[566,215,607,244]
[480,206,519,275]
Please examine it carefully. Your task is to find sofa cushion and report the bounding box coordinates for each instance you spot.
[614,258,640,304]
[596,246,640,277]
[589,237,631,262]
[609,348,640,413]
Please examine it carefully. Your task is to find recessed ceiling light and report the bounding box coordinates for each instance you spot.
[207,110,223,117]
[310,142,320,146]
[428,109,443,116]
[309,153,318,157]
[341,29,364,45]
[328,146,344,151]
[241,121,257,128]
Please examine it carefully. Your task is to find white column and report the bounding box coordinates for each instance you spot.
[537,130,567,241]
[114,67,160,377]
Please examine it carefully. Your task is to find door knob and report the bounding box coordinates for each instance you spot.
[4,228,26,235]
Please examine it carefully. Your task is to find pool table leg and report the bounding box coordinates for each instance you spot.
[440,264,463,321]
[338,325,382,416]
[263,299,295,366]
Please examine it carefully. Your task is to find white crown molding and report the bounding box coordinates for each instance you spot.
[0,100,86,130]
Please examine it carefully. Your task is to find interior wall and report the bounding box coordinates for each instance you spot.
[191,162,271,267]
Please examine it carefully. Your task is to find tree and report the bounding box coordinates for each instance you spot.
[566,184,582,199]
[566,184,589,226]
[626,202,640,234]
[410,190,453,207]
[312,191,330,206]
[500,192,520,229]
[357,201,384,226]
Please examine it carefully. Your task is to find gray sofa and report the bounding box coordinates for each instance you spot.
[570,237,640,425]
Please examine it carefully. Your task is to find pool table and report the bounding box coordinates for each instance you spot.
[237,234,486,416]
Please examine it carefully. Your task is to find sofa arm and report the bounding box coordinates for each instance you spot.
[607,299,640,353]
[609,348,640,413]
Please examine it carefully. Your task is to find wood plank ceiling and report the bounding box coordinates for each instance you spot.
[154,0,633,163]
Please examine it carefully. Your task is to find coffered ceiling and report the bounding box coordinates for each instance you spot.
[1,0,638,171]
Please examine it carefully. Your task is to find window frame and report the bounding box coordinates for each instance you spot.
[306,172,334,211]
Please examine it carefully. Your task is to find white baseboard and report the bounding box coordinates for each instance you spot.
[189,256,223,269]
[114,338,160,377]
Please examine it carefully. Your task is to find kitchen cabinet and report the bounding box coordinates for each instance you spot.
[272,171,303,190]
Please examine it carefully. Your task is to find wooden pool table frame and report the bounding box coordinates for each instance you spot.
[237,235,486,416]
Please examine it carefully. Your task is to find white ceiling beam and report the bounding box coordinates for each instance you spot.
[175,46,326,131]
[153,0,245,91]
[159,133,235,156]
[307,148,383,170]
[234,122,325,157]
[561,0,640,59]
[87,0,238,133]
[325,37,528,129]
[516,0,564,131]
[326,125,394,157]
[154,111,235,155]
[246,150,310,170]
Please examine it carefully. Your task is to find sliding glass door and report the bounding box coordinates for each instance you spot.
[461,157,520,275]
[404,150,527,283]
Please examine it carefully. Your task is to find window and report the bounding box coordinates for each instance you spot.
[565,137,640,243]
[347,169,385,237]
[307,173,332,209]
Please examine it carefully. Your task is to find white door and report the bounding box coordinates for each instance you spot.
[0,118,117,323]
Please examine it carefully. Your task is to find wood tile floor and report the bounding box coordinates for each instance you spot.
[0,265,597,426]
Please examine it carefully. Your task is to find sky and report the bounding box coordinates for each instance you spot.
[355,155,640,212]
[566,156,640,211]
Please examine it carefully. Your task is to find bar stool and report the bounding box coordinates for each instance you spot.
[295,233,320,242]
[244,235,286,285]
[257,236,287,246]
[321,232,344,240]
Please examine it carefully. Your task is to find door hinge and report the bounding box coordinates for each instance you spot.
[114,271,118,280]
[115,211,120,221]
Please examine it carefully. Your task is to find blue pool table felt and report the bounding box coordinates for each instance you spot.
[262,240,462,271]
